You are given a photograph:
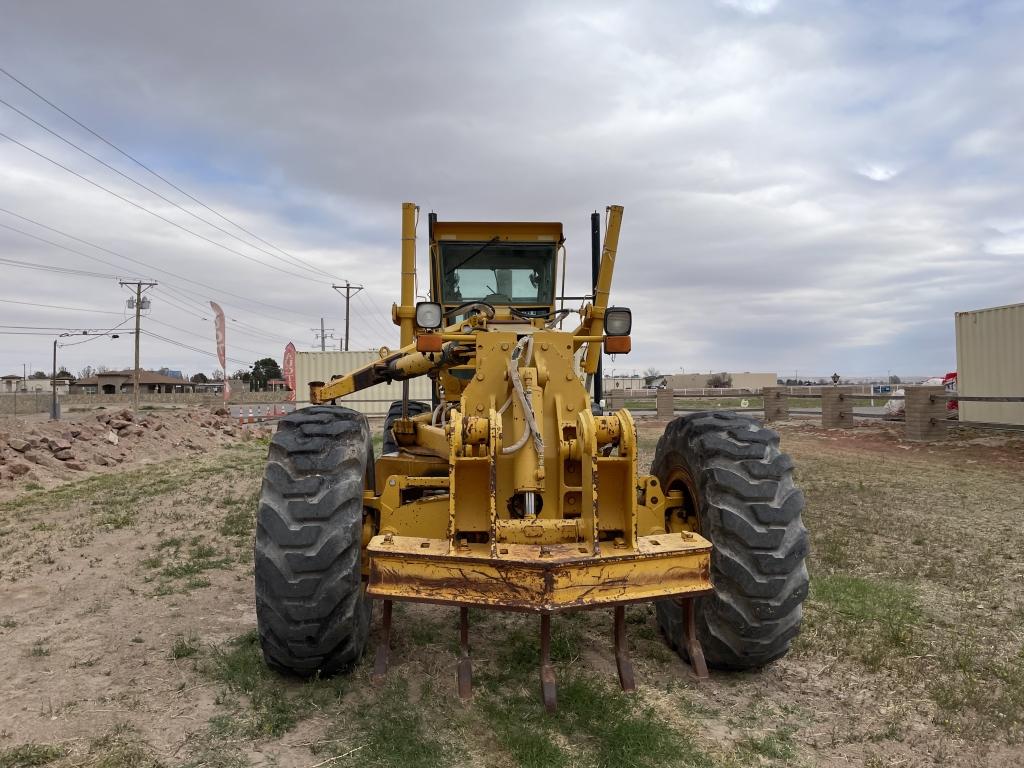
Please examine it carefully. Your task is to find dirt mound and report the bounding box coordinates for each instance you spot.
[0,407,269,498]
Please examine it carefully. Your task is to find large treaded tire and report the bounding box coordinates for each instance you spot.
[653,412,809,669]
[255,405,371,677]
[381,399,430,455]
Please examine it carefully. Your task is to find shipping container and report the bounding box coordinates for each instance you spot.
[955,302,1024,426]
[293,351,433,416]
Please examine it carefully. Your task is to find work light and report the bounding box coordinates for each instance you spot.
[604,307,632,336]
[415,302,443,329]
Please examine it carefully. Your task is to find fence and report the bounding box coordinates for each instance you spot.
[61,391,286,409]
[612,386,1024,442]
[0,391,51,416]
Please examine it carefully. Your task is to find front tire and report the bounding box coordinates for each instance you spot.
[255,406,371,676]
[381,399,431,455]
[653,412,809,669]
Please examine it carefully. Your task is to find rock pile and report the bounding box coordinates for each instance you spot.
[0,407,269,490]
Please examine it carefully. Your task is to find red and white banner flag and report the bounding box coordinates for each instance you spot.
[210,302,230,403]
[283,342,296,402]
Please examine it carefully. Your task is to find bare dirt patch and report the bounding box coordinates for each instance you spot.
[0,418,1021,767]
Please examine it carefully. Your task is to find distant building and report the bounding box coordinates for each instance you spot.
[662,372,778,391]
[1,373,74,394]
[73,369,197,394]
[603,374,646,390]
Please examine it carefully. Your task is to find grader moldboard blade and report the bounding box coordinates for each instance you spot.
[253,203,809,710]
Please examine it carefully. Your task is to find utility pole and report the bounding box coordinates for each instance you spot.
[312,319,335,351]
[331,282,364,351]
[120,280,157,413]
[51,339,58,420]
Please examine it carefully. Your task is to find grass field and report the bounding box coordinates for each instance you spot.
[1,420,1022,767]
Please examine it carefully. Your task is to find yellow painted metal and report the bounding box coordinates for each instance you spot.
[398,202,418,348]
[582,205,623,375]
[367,532,712,611]
[432,220,563,243]
[295,351,432,414]
[305,201,718,613]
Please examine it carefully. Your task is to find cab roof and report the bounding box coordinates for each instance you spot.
[431,220,563,244]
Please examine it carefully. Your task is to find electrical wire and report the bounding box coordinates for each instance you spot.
[0,128,330,284]
[0,324,114,330]
[0,64,341,281]
[0,330,66,336]
[156,285,303,346]
[141,329,249,366]
[0,297,124,315]
[353,290,399,343]
[0,94,343,282]
[146,315,273,358]
[0,256,121,280]
[58,317,134,346]
[0,209,313,321]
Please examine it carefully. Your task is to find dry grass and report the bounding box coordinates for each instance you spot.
[0,420,1022,767]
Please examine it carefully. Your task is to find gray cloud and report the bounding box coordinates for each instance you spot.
[1,1,1021,380]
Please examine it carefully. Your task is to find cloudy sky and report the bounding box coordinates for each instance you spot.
[1,0,1021,381]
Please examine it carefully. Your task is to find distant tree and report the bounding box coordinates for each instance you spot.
[56,368,74,380]
[191,372,209,384]
[30,370,47,379]
[888,374,901,384]
[96,365,110,373]
[211,369,224,381]
[706,372,732,388]
[643,367,661,378]
[231,368,252,383]
[79,365,95,379]
[251,358,283,390]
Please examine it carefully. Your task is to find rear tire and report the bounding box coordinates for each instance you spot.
[652,412,809,669]
[381,399,431,454]
[255,405,371,676]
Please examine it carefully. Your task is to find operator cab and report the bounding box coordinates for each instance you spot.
[428,218,562,323]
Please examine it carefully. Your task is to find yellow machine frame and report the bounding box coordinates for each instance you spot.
[309,203,712,706]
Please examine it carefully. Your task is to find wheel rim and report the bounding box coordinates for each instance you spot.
[663,462,701,535]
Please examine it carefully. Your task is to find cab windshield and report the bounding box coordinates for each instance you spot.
[439,242,555,306]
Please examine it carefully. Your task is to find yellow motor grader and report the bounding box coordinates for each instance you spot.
[255,203,808,709]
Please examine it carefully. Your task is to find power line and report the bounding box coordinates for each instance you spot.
[59,316,134,346]
[353,290,399,343]
[0,94,341,282]
[0,128,329,284]
[0,297,123,315]
[120,279,157,412]
[0,324,117,330]
[142,328,249,366]
[312,319,336,352]
[0,63,341,282]
[156,285,302,346]
[331,282,363,351]
[146,315,273,359]
[0,256,121,280]
[0,208,312,321]
[151,293,297,351]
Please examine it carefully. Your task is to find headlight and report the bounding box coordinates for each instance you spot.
[604,307,632,336]
[415,302,443,329]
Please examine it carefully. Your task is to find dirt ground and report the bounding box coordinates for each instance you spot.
[0,406,270,500]
[1,412,1022,768]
